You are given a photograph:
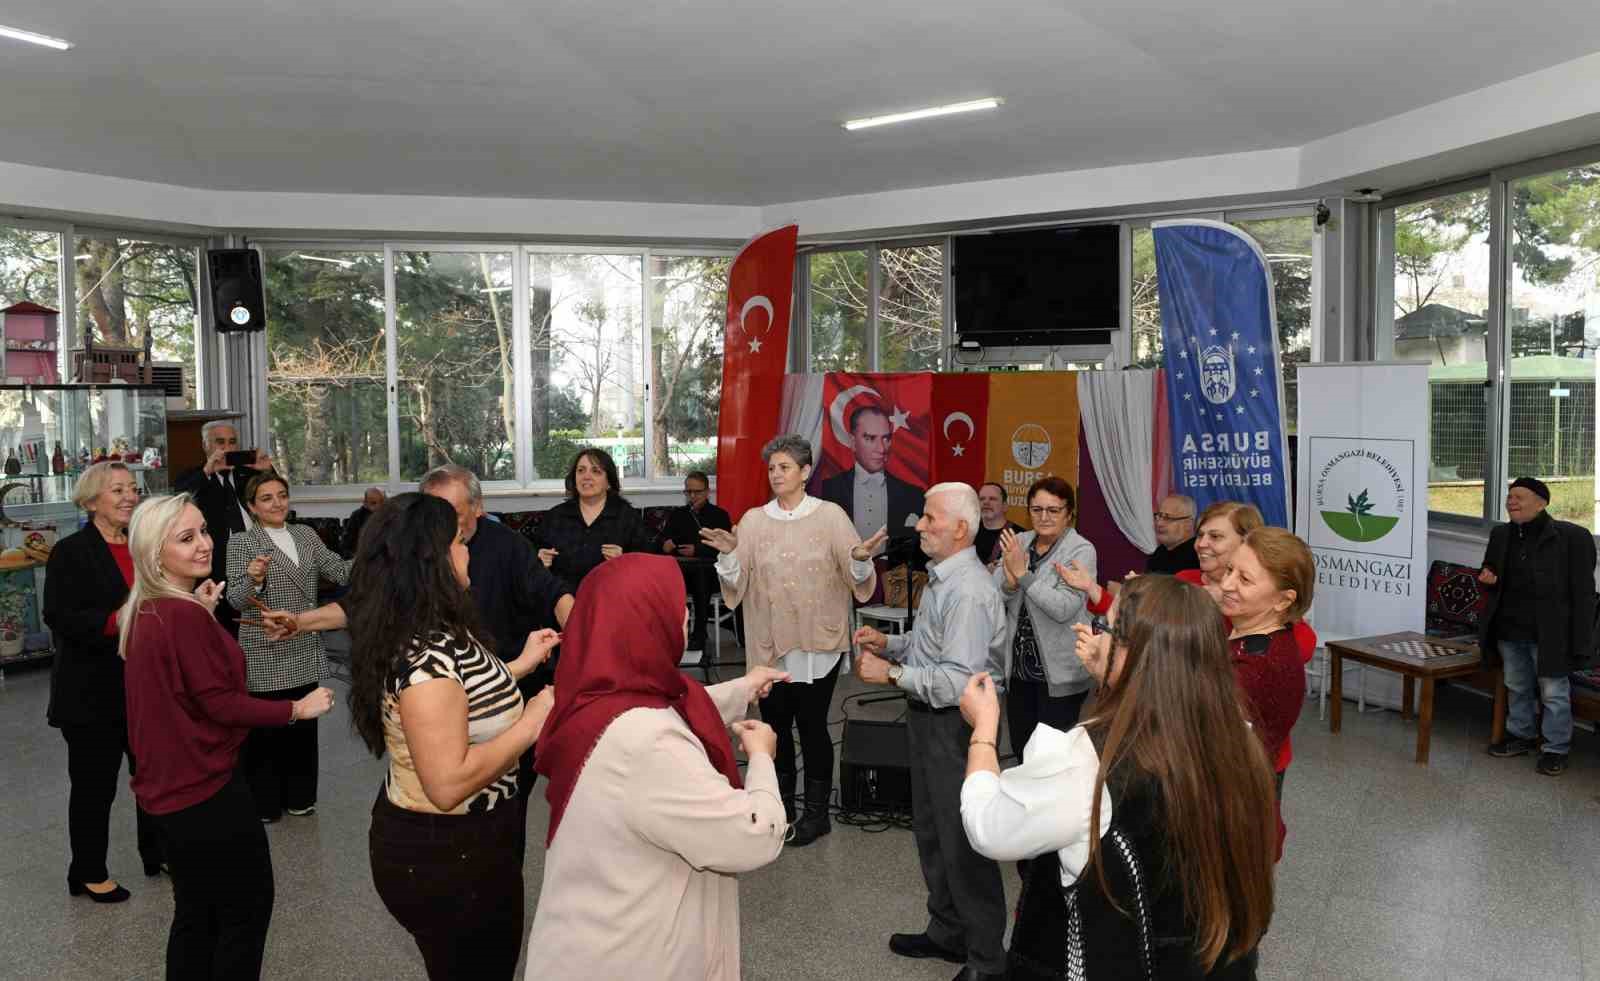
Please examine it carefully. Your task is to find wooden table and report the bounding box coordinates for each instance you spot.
[1327,632,1482,764]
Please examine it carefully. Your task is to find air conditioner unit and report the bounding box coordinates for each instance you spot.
[149,361,187,403]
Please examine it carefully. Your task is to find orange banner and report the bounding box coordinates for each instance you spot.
[983,373,1080,526]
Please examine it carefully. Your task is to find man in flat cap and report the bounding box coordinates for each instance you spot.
[1478,477,1596,776]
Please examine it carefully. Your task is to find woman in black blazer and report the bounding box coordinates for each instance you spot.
[43,462,165,903]
[534,448,655,590]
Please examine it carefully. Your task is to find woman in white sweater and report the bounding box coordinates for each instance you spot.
[701,434,882,847]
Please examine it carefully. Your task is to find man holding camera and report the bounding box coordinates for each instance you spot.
[174,420,273,635]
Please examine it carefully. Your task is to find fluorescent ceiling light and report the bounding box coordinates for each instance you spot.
[478,286,512,293]
[843,97,1002,131]
[0,24,73,51]
[295,253,354,268]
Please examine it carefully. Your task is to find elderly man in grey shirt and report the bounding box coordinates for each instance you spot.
[855,482,1007,981]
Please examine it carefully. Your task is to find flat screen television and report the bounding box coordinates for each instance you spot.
[952,225,1119,347]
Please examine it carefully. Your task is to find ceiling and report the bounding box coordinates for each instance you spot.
[2,0,1598,206]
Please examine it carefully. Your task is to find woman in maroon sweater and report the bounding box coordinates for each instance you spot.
[121,494,334,981]
[1217,526,1314,859]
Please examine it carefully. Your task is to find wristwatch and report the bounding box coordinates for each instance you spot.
[887,663,904,686]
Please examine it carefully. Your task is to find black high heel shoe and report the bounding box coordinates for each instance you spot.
[143,861,168,878]
[67,877,130,903]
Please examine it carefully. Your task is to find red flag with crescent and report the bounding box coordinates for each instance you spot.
[809,371,932,488]
[715,225,799,523]
[930,373,990,489]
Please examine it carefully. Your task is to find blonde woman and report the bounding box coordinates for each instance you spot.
[121,494,335,981]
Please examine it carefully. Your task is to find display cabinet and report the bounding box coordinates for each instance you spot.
[0,384,169,682]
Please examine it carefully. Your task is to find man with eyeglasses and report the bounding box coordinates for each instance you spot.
[659,470,732,653]
[1148,493,1200,574]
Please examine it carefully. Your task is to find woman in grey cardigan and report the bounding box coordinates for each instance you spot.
[992,476,1097,762]
[227,471,353,821]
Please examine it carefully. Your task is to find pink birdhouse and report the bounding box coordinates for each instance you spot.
[1,301,61,384]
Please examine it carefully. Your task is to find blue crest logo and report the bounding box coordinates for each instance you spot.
[1199,345,1236,404]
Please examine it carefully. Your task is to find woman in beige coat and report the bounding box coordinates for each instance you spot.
[527,554,788,981]
[701,434,882,846]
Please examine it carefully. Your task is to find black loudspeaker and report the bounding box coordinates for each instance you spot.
[207,249,265,333]
[839,718,913,816]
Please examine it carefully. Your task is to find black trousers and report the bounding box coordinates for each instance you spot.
[152,775,274,981]
[1004,678,1088,761]
[60,723,163,883]
[243,683,318,819]
[906,703,1007,975]
[680,561,714,649]
[370,790,524,981]
[759,658,841,782]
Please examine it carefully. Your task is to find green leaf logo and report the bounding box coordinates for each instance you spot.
[1322,487,1397,542]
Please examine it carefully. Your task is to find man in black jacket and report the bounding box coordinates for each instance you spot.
[172,420,270,635]
[1147,493,1200,574]
[658,470,731,652]
[340,486,386,557]
[1478,477,1596,776]
[816,404,925,548]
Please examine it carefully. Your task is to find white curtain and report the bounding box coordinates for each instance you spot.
[778,373,826,456]
[1079,369,1159,554]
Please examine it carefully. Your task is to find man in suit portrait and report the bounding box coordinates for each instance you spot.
[818,404,925,548]
[173,419,272,635]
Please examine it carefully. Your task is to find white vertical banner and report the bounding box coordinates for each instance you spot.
[1296,362,1430,645]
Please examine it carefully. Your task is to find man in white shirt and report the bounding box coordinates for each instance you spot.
[817,404,925,547]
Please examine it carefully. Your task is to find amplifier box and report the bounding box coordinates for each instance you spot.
[839,718,913,816]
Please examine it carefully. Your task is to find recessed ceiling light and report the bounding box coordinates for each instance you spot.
[843,98,1002,131]
[0,24,74,51]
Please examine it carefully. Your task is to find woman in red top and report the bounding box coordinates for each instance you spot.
[43,462,163,902]
[1068,500,1263,615]
[1218,527,1314,856]
[121,494,335,981]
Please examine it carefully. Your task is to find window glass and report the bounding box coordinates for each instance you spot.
[649,255,728,477]
[1129,227,1162,368]
[529,253,645,480]
[74,236,199,405]
[808,249,868,371]
[878,244,944,371]
[1380,188,1492,517]
[0,227,62,384]
[1506,164,1600,529]
[394,251,516,482]
[263,249,388,486]
[1231,216,1314,435]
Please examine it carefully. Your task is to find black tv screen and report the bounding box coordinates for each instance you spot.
[953,225,1119,347]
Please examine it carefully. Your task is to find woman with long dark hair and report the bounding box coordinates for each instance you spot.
[347,493,560,981]
[534,447,654,589]
[959,575,1276,979]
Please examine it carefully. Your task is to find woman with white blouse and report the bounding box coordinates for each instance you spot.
[958,575,1277,980]
[701,434,883,847]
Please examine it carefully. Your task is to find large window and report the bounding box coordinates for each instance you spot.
[1378,188,1493,518]
[0,227,61,309]
[395,251,516,482]
[806,243,946,372]
[650,255,728,476]
[264,249,388,486]
[1129,227,1162,368]
[808,249,869,371]
[1505,164,1600,529]
[74,235,200,406]
[878,244,944,371]
[530,253,645,480]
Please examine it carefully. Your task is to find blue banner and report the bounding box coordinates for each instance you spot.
[1154,221,1291,528]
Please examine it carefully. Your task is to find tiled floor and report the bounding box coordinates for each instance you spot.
[2,654,1598,981]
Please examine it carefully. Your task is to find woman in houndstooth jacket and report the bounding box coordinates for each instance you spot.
[227,471,353,821]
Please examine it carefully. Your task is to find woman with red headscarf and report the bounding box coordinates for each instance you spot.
[526,554,789,981]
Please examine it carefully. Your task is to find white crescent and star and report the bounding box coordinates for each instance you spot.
[736,295,774,354]
[942,411,974,457]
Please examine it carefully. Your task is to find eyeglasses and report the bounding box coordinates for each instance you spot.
[1090,615,1111,635]
[1028,506,1068,517]
[1153,511,1192,522]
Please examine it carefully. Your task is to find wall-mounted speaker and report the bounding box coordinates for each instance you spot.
[207,248,265,333]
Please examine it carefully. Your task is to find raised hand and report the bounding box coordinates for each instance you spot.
[1000,528,1026,585]
[1478,566,1498,586]
[959,671,1000,733]
[202,447,229,477]
[1053,560,1102,605]
[600,543,623,561]
[519,628,562,668]
[731,719,778,759]
[855,650,892,685]
[742,665,791,702]
[537,548,558,568]
[247,553,272,586]
[851,526,889,562]
[258,608,301,641]
[853,624,888,656]
[661,539,677,554]
[293,686,336,721]
[699,527,737,554]
[192,579,224,613]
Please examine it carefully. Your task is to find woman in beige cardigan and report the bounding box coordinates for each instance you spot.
[528,554,787,981]
[701,434,882,846]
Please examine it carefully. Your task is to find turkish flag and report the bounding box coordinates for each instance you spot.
[715,225,799,523]
[930,373,990,490]
[810,372,933,487]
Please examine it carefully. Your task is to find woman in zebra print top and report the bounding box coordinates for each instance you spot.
[346,493,561,981]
